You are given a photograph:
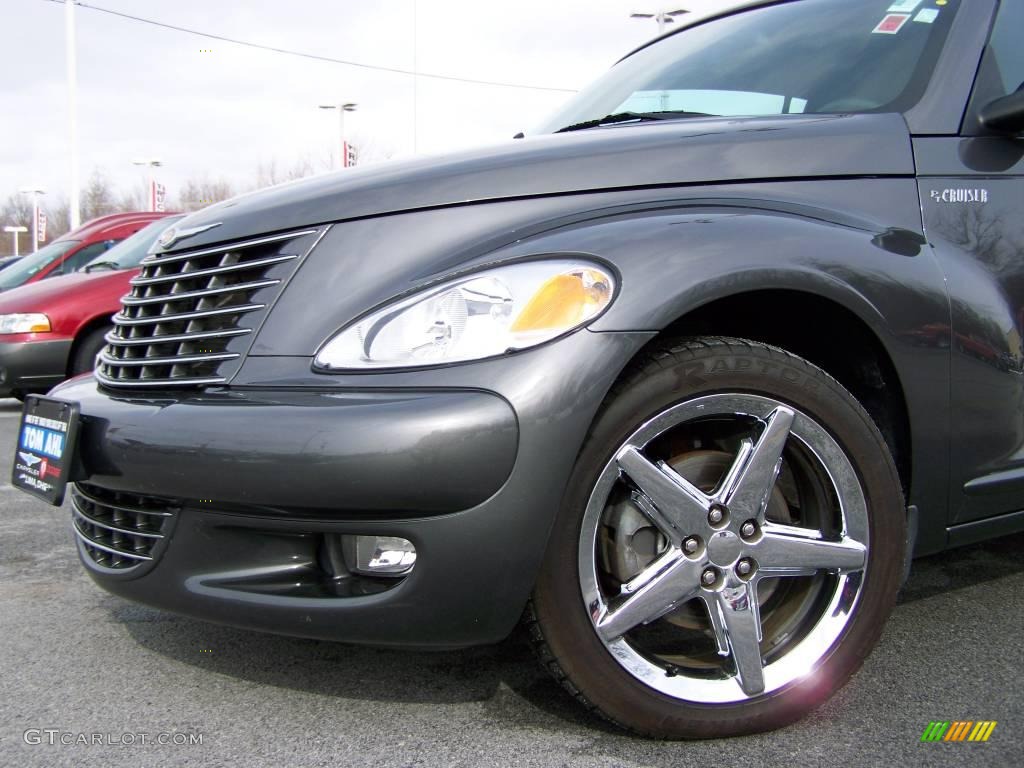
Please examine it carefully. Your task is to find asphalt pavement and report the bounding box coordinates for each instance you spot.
[0,396,1020,768]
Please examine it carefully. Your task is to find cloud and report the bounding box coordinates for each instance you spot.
[1,0,736,205]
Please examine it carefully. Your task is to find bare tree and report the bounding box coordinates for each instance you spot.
[253,156,318,190]
[933,205,1021,273]
[1,141,402,245]
[348,132,398,166]
[117,180,148,213]
[81,169,119,221]
[175,177,235,212]
[45,196,72,240]
[0,194,35,255]
[0,193,34,230]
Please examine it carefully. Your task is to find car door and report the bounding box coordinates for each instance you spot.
[916,0,1024,534]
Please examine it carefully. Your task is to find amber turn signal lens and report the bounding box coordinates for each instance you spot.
[0,313,52,335]
[511,269,612,333]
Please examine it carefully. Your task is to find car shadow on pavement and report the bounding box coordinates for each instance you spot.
[113,600,608,734]
[898,530,1024,604]
[110,530,1024,735]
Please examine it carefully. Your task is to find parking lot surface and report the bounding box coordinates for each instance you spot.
[0,396,1020,767]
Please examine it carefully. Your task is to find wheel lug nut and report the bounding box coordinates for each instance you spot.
[741,521,757,538]
[736,558,755,578]
[708,505,727,526]
[683,537,700,554]
[701,568,718,586]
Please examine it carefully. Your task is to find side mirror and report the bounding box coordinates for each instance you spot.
[979,88,1024,135]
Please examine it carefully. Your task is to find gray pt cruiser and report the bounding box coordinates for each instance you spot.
[16,0,1024,738]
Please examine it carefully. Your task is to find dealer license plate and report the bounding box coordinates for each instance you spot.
[11,395,81,506]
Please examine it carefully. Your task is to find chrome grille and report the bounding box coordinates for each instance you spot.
[97,229,317,388]
[71,484,179,572]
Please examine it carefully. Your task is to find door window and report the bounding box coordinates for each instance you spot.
[964,0,1024,132]
[990,1,1024,95]
[50,241,115,277]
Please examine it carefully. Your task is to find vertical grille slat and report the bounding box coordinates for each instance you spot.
[96,229,316,389]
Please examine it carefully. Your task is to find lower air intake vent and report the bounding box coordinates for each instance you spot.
[71,484,179,572]
[97,228,319,389]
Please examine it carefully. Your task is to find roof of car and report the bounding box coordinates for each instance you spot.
[56,212,173,242]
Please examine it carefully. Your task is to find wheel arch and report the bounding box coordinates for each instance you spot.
[637,288,912,498]
[66,315,114,377]
[559,204,947,528]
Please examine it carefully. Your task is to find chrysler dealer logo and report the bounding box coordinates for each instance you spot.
[930,188,989,204]
[157,222,222,249]
[156,228,177,248]
[17,451,41,467]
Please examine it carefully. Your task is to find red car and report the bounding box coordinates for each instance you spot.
[0,215,182,399]
[0,212,170,293]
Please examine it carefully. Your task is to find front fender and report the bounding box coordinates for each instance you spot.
[464,187,953,552]
[251,180,952,552]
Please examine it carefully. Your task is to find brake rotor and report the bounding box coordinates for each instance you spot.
[603,449,793,630]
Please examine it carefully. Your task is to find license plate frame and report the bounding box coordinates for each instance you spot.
[11,395,81,506]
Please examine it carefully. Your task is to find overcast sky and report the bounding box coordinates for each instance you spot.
[0,0,740,203]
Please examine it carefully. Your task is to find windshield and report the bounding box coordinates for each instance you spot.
[536,0,960,133]
[0,240,80,290]
[84,215,184,272]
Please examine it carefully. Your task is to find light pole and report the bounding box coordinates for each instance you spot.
[318,102,358,170]
[630,7,689,33]
[413,0,418,154]
[4,226,28,257]
[19,187,46,253]
[132,159,163,211]
[66,0,80,230]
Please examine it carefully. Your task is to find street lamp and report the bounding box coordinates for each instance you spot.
[66,0,80,230]
[19,187,46,253]
[132,158,163,212]
[4,226,28,257]
[318,102,358,170]
[630,7,689,33]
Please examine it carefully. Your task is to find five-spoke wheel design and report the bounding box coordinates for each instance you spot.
[579,393,869,703]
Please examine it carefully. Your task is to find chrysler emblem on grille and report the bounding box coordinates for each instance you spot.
[157,221,223,249]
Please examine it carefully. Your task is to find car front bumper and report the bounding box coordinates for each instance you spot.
[0,339,73,397]
[51,329,652,648]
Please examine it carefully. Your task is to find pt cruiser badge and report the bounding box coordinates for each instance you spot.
[930,188,990,203]
[15,0,1024,740]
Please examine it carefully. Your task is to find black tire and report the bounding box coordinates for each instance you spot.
[70,326,111,376]
[530,337,905,738]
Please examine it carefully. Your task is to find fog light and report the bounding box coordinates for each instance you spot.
[350,535,416,577]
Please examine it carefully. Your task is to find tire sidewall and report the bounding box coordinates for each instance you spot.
[533,339,905,738]
[72,326,111,376]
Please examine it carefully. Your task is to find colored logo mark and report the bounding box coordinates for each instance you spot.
[921,721,997,742]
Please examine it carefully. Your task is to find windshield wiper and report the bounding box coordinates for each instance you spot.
[555,110,716,134]
[83,261,120,273]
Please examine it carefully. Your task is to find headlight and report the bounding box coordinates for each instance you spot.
[0,313,51,334]
[315,260,616,370]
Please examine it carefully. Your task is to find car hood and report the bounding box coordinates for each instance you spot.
[0,269,136,313]
[157,112,914,253]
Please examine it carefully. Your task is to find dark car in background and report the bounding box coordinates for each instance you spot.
[0,215,181,400]
[16,0,1024,739]
[0,212,169,293]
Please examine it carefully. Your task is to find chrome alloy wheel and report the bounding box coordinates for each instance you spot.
[578,393,869,704]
